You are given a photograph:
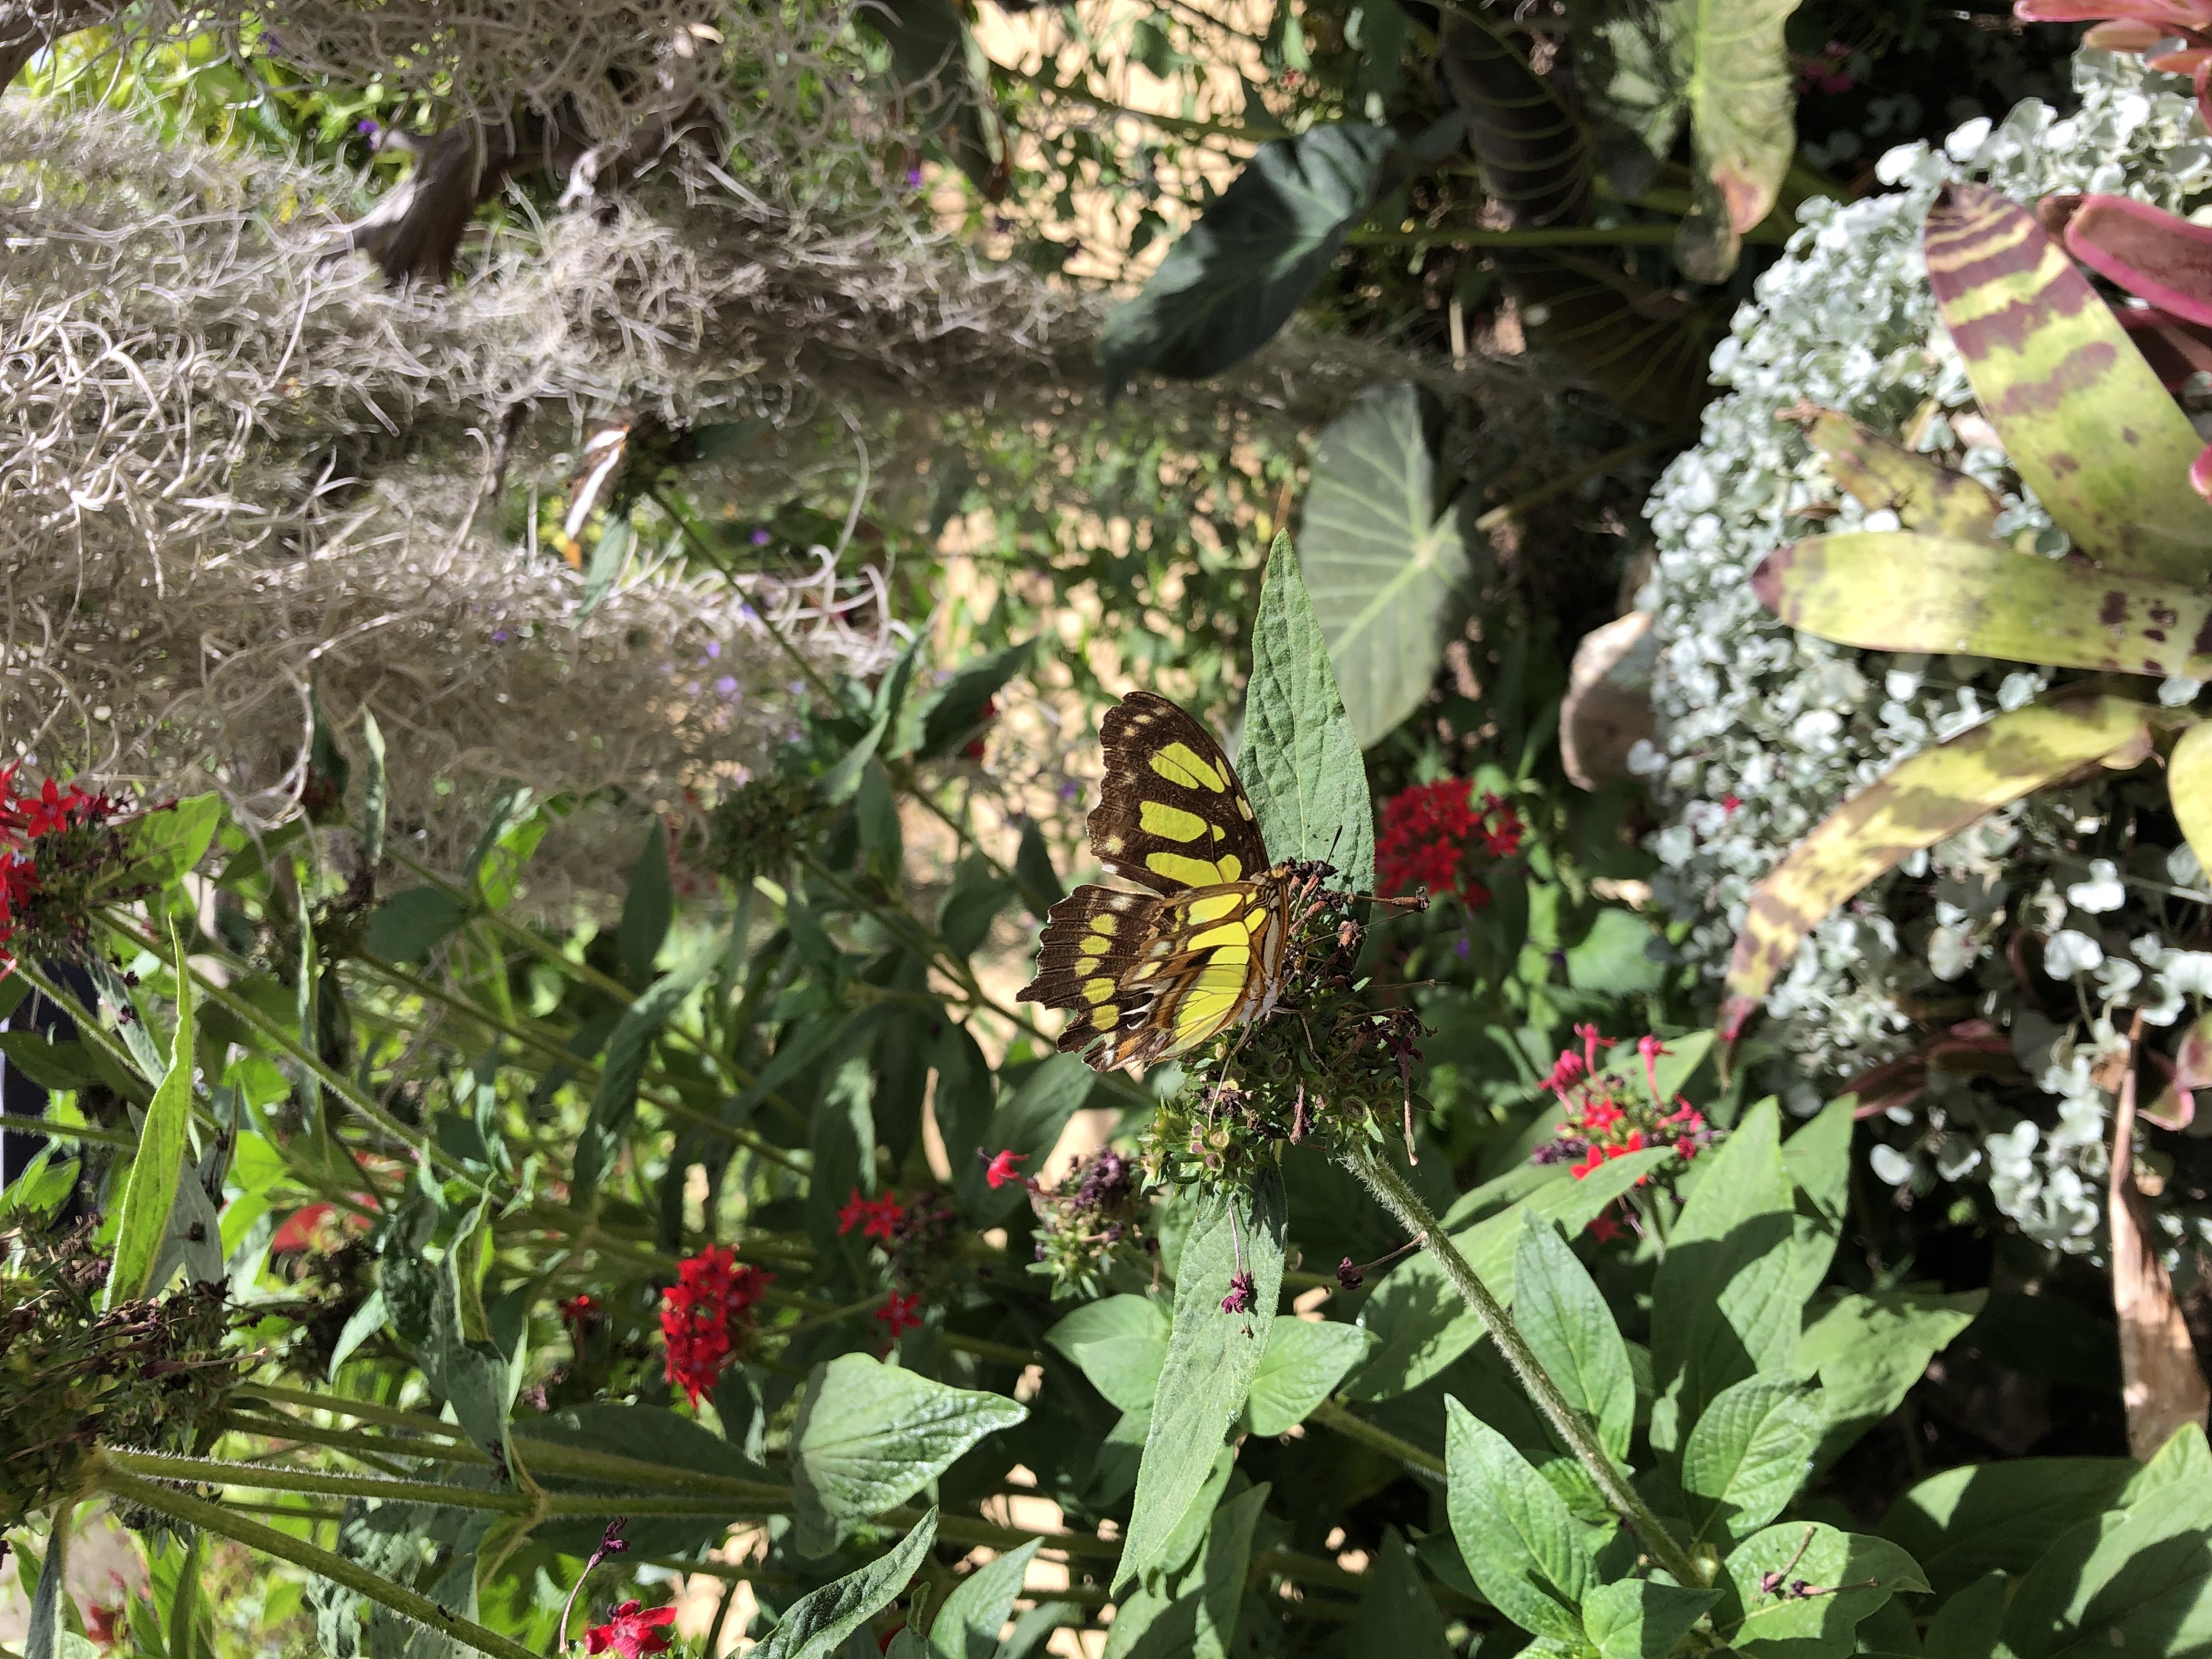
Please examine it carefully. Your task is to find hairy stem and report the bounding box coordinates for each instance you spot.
[1342,1149,1707,1587]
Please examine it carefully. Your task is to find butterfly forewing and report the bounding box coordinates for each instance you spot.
[1088,692,1268,896]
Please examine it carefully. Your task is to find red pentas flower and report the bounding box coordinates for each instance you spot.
[585,1600,677,1657]
[983,1149,1027,1189]
[658,1244,775,1406]
[1375,781,1523,908]
[877,1289,926,1338]
[838,1188,904,1242]
[1533,1025,1718,1241]
[0,764,158,974]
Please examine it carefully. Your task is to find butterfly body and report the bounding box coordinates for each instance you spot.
[1019,691,1330,1072]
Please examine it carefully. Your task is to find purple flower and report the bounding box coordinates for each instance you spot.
[714,676,739,697]
[1454,937,1471,960]
[750,528,771,546]
[905,166,925,189]
[1220,1271,1257,1315]
[492,629,508,642]
[704,640,720,659]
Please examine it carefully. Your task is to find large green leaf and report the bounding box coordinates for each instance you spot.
[1241,536,1376,891]
[1298,384,1484,748]
[1348,1148,1671,1401]
[1879,1460,2136,1600]
[1680,1374,1823,1545]
[791,1354,1027,1555]
[125,794,222,889]
[1104,1483,1267,1659]
[967,1052,1094,1221]
[753,1510,938,1659]
[1798,1289,1984,1472]
[1344,1528,1456,1659]
[1924,183,2212,584]
[1444,1397,1597,1643]
[929,1537,1040,1659]
[102,945,194,1310]
[1722,1524,1928,1659]
[1649,1098,1797,1456]
[1720,696,2154,1041]
[1513,1214,1635,1462]
[1119,1171,1285,1593]
[1246,1318,1374,1436]
[1099,123,1395,396]
[1582,1579,1722,1659]
[1753,533,2212,676]
[1046,1294,1172,1414]
[1678,0,1805,277]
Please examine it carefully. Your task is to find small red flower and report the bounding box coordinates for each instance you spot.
[1722,793,1742,814]
[877,1290,926,1338]
[984,1149,1026,1189]
[837,1190,903,1242]
[269,1203,336,1253]
[585,1600,678,1657]
[1220,1271,1258,1314]
[1587,1208,1625,1244]
[961,697,999,762]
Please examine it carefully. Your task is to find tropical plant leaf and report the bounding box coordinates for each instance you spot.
[1444,1397,1597,1643]
[363,885,472,963]
[1344,1528,1457,1659]
[2170,719,2212,884]
[1582,1579,1722,1659]
[1753,533,2212,677]
[1246,1317,1374,1436]
[1046,1295,1173,1415]
[1242,536,1376,890]
[1298,384,1486,747]
[1720,696,2155,1040]
[103,941,194,1309]
[126,794,222,889]
[2061,192,2212,329]
[1099,123,1395,396]
[1722,1525,1927,1659]
[1924,183,2212,583]
[1118,1171,1285,1593]
[1880,1460,2137,1600]
[1798,409,2004,539]
[1683,0,1805,238]
[753,1510,938,1659]
[929,1538,1042,1659]
[1799,1289,1985,1472]
[1680,1374,1824,1545]
[1514,1213,1636,1462]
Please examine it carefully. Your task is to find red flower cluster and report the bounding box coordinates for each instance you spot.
[1375,781,1523,908]
[839,1188,956,1343]
[658,1244,774,1406]
[0,764,132,969]
[1534,1026,1716,1239]
[585,1600,677,1657]
[838,1188,904,1241]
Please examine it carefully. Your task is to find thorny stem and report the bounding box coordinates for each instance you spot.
[1342,1147,1709,1589]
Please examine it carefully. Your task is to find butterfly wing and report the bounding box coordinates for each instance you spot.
[1088,692,1269,896]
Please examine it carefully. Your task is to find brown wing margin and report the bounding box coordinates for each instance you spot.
[1015,883,1171,1065]
[1088,691,1269,895]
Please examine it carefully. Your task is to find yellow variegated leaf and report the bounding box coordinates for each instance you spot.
[1753,533,2212,678]
[1799,409,2002,540]
[1721,696,2155,1041]
[2169,720,2212,882]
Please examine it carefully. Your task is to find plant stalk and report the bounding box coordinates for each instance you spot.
[1342,1149,1707,1588]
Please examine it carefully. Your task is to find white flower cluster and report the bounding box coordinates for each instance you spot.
[1639,50,2212,1257]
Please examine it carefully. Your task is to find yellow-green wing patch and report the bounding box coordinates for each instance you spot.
[1090,691,1269,894]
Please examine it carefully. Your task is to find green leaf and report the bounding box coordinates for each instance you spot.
[425,1197,518,1463]
[1719,694,2153,1040]
[1298,383,1483,748]
[821,707,894,806]
[1923,1575,2005,1659]
[1649,1098,1797,1456]
[752,1509,938,1659]
[929,1538,1041,1659]
[1782,1098,1855,1307]
[1247,1318,1374,1436]
[1348,1148,1671,1401]
[968,1053,1094,1221]
[1582,1578,1722,1659]
[1100,123,1395,396]
[1679,0,1805,274]
[581,516,632,614]
[1444,1396,1598,1643]
[1119,1171,1285,1593]
[1014,819,1067,913]
[1798,1289,1984,1471]
[1344,1527,1455,1659]
[915,641,1031,760]
[362,885,473,963]
[466,787,548,911]
[1925,184,2212,584]
[1724,1525,1928,1659]
[1565,907,1667,995]
[1681,1374,1824,1545]
[0,1032,98,1091]
[126,794,222,889]
[1046,1295,1172,1415]
[103,941,194,1309]
[1514,1213,1635,1462]
[1880,1460,2136,1601]
[360,709,389,870]
[791,1355,1027,1555]
[616,825,673,988]
[859,0,1001,190]
[1754,533,2212,678]
[940,853,1017,961]
[1242,535,1376,891]
[1103,1481,1265,1659]
[573,938,719,1199]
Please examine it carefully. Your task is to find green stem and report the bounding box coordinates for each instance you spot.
[0,1111,135,1150]
[1341,1149,1707,1588]
[1307,1400,1446,1478]
[95,1464,543,1659]
[1468,433,1683,537]
[219,1409,492,1466]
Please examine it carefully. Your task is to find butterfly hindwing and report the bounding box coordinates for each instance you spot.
[1089,691,1268,896]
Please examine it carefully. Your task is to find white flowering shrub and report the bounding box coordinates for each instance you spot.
[1640,49,2212,1259]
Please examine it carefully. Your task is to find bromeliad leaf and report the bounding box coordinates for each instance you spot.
[1444,1397,1598,1644]
[2170,720,2212,876]
[1752,534,2212,678]
[1099,122,1395,396]
[1719,696,2154,1041]
[1924,183,2212,584]
[1298,383,1485,748]
[1242,537,1376,890]
[1118,1171,1284,1592]
[1796,408,2004,540]
[791,1355,1027,1556]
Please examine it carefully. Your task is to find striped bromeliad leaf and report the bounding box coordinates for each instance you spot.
[1719,695,2156,1042]
[1796,408,2003,539]
[1924,183,2212,583]
[1752,533,2212,677]
[2059,194,2212,330]
[2170,720,2212,879]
